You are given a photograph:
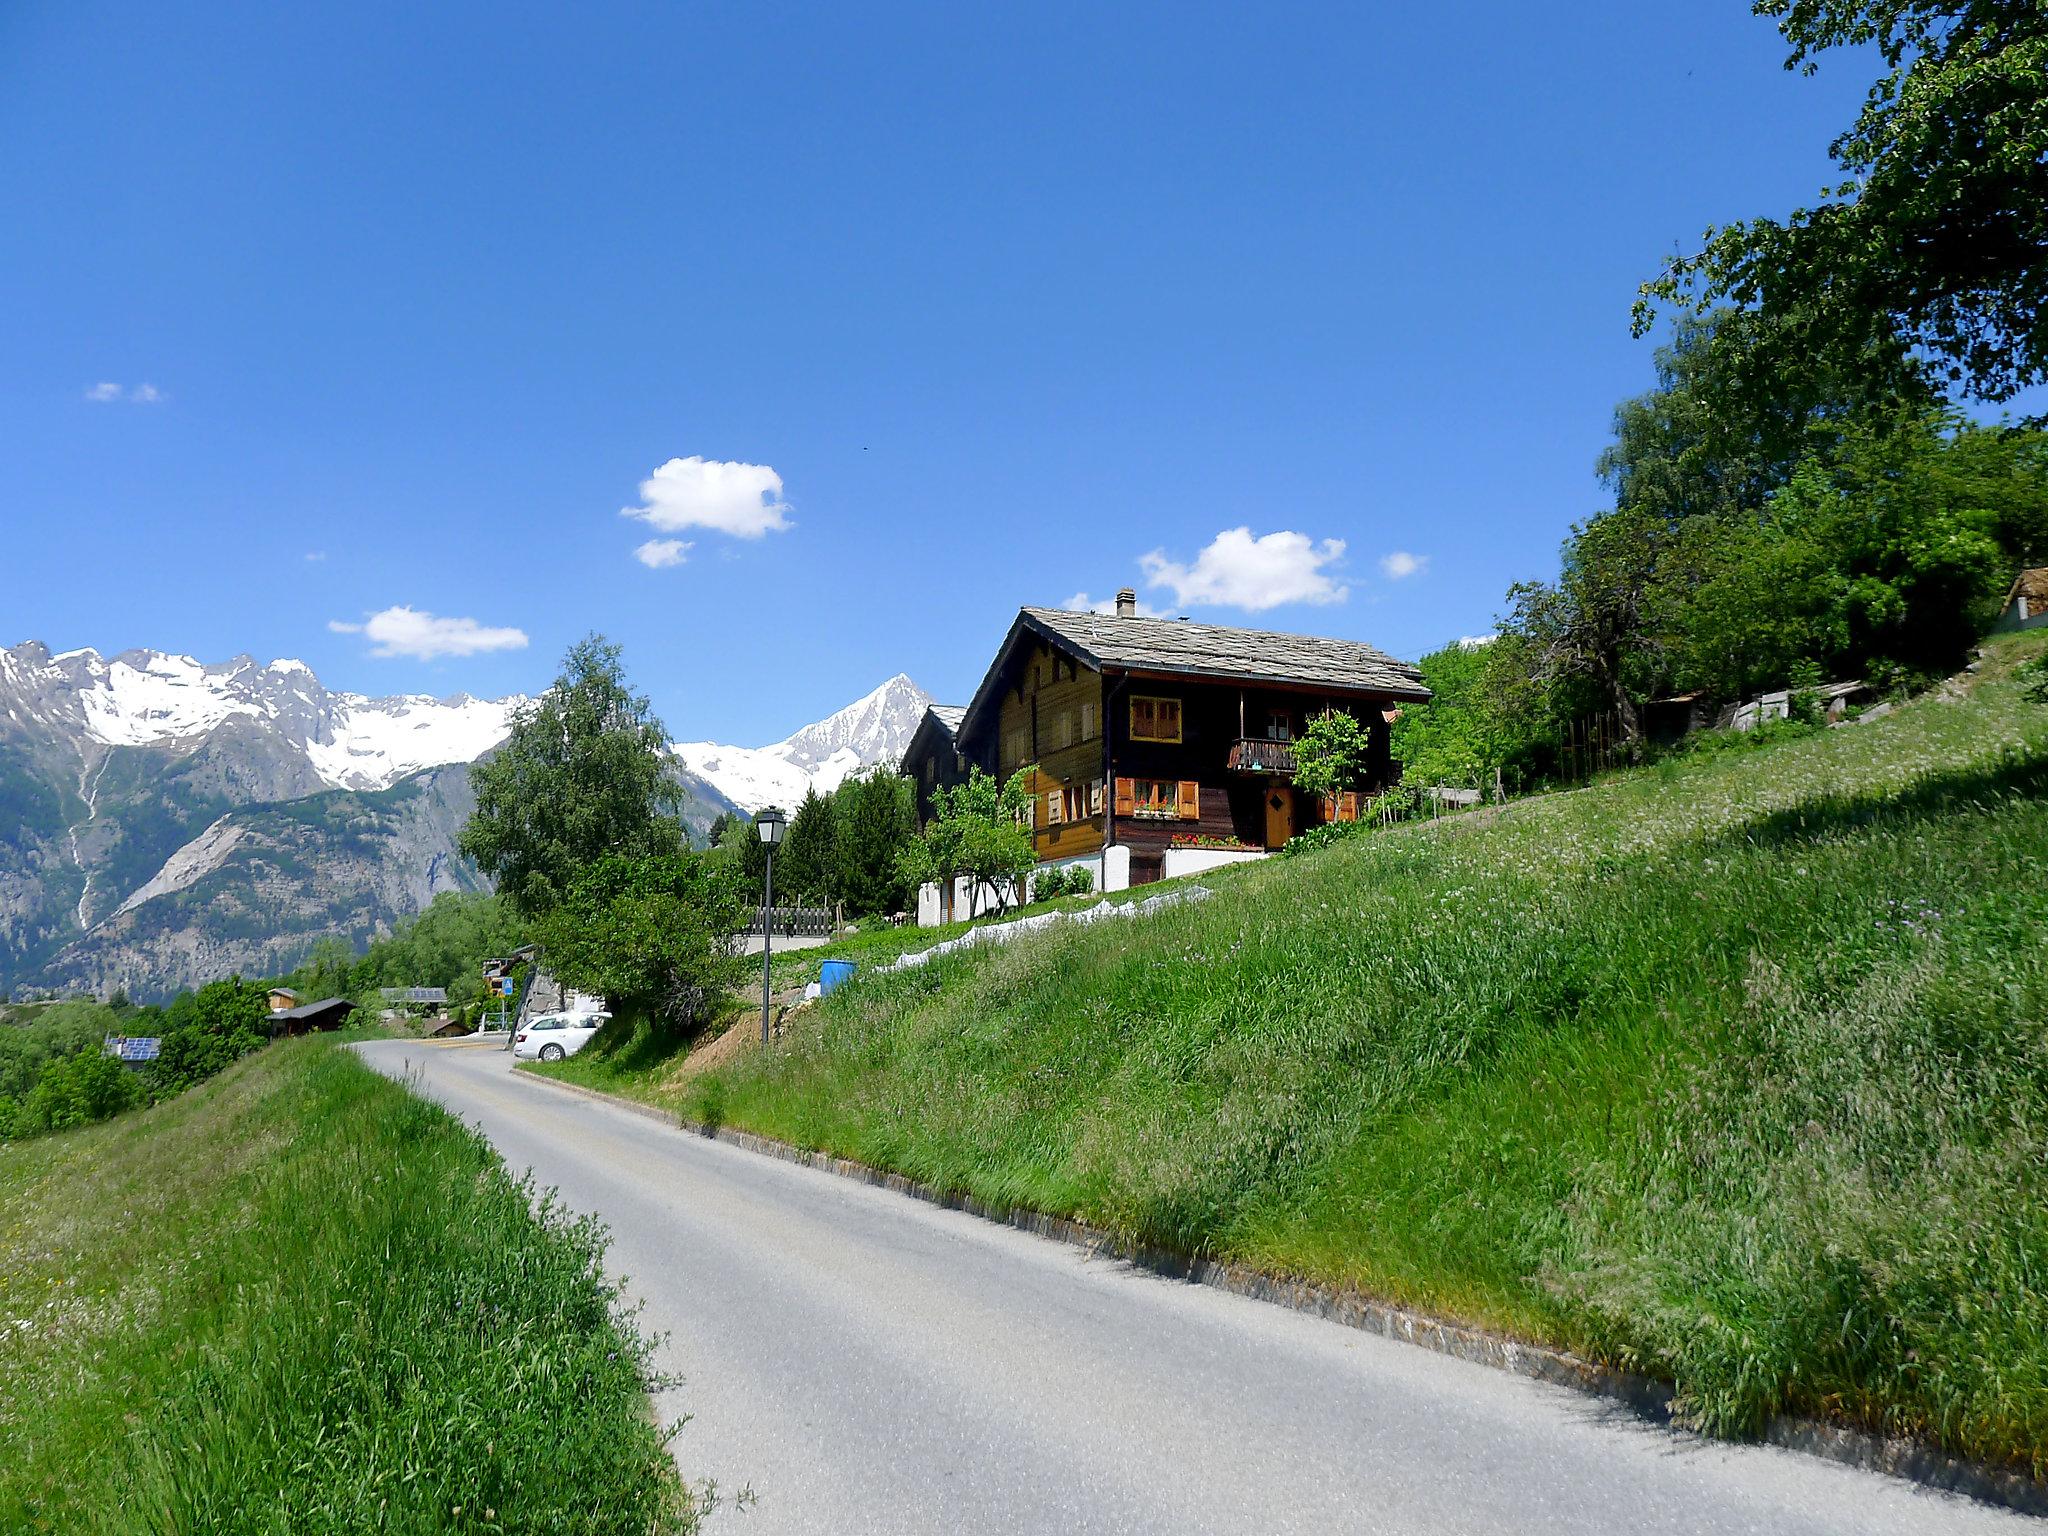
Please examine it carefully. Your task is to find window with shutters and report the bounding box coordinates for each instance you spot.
[1046,789,1063,825]
[1130,779,1179,818]
[1087,779,1104,816]
[1267,709,1292,741]
[1080,702,1096,740]
[1059,710,1074,749]
[1004,726,1029,768]
[1130,695,1182,743]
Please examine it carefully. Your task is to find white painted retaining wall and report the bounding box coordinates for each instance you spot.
[916,846,1134,928]
[1159,847,1266,880]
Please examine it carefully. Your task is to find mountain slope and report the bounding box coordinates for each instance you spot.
[674,673,931,811]
[39,763,488,999]
[0,641,886,998]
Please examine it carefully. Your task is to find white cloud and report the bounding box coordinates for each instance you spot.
[621,456,791,542]
[1379,550,1428,580]
[634,538,692,569]
[1457,634,1496,649]
[304,550,327,562]
[1061,590,1162,617]
[83,381,165,404]
[1139,527,1348,612]
[327,606,529,660]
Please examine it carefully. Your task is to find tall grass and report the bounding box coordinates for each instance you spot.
[0,1039,695,1534]
[679,633,2048,1473]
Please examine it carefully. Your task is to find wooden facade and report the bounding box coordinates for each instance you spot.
[903,705,970,822]
[1104,675,1395,883]
[912,602,1429,887]
[995,637,1110,865]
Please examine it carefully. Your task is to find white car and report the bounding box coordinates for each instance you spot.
[513,1011,611,1062]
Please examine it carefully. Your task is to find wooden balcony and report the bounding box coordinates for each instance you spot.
[1226,736,1297,776]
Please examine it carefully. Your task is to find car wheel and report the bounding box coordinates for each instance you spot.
[539,1043,565,1062]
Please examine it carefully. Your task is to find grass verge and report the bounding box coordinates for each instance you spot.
[671,632,2048,1476]
[764,888,1132,992]
[0,1037,695,1535]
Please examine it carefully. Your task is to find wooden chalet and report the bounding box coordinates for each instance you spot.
[908,590,1429,887]
[903,704,969,821]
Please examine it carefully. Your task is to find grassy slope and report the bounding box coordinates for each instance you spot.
[677,633,2048,1473]
[0,1038,693,1535]
[763,888,1112,992]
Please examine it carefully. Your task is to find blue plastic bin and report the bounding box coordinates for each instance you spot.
[819,959,858,995]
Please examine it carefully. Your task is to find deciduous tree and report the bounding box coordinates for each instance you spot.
[460,636,683,916]
[1637,2,2048,407]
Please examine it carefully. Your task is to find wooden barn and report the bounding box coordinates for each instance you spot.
[907,590,1428,889]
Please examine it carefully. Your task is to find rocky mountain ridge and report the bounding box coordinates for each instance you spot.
[0,642,923,999]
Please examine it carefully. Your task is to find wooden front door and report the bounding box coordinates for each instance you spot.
[1264,785,1294,849]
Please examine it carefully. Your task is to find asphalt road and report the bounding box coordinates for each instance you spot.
[354,1039,2029,1536]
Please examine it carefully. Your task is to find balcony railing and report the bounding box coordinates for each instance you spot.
[1226,736,1297,776]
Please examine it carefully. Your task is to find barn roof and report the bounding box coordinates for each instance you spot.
[2006,567,2048,606]
[271,997,354,1024]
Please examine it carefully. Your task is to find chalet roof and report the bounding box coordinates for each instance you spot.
[2006,567,2048,606]
[1019,608,1428,695]
[268,986,299,1000]
[899,704,968,776]
[959,607,1428,740]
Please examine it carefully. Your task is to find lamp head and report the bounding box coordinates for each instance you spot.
[755,805,788,848]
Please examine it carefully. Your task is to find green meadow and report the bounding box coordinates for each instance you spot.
[0,1038,694,1535]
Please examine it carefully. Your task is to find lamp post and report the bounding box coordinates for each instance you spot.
[754,806,787,1048]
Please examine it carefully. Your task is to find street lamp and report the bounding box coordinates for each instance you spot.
[754,806,787,1047]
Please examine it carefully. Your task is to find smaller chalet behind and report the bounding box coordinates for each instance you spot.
[903,703,969,822]
[906,589,1428,890]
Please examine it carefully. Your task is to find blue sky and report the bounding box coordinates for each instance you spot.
[2,2,1880,743]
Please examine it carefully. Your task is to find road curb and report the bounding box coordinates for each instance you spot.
[511,1063,2047,1518]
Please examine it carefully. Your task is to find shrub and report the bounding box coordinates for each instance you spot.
[2022,653,2048,705]
[533,852,748,1033]
[1032,864,1094,901]
[16,1050,141,1136]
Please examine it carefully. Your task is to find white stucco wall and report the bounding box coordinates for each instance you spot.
[1160,846,1267,880]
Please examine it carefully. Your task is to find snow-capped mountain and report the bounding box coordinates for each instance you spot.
[0,640,540,1000]
[673,673,933,812]
[0,643,919,999]
[0,641,525,793]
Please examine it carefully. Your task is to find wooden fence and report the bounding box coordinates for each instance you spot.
[745,903,838,938]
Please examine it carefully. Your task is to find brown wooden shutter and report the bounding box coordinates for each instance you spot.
[1114,777,1136,815]
[1339,791,1358,822]
[1177,780,1200,820]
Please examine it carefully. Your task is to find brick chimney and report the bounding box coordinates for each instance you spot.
[1115,587,1137,618]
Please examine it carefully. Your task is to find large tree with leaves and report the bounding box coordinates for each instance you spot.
[1501,505,1667,744]
[459,636,684,916]
[1637,1,2048,407]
